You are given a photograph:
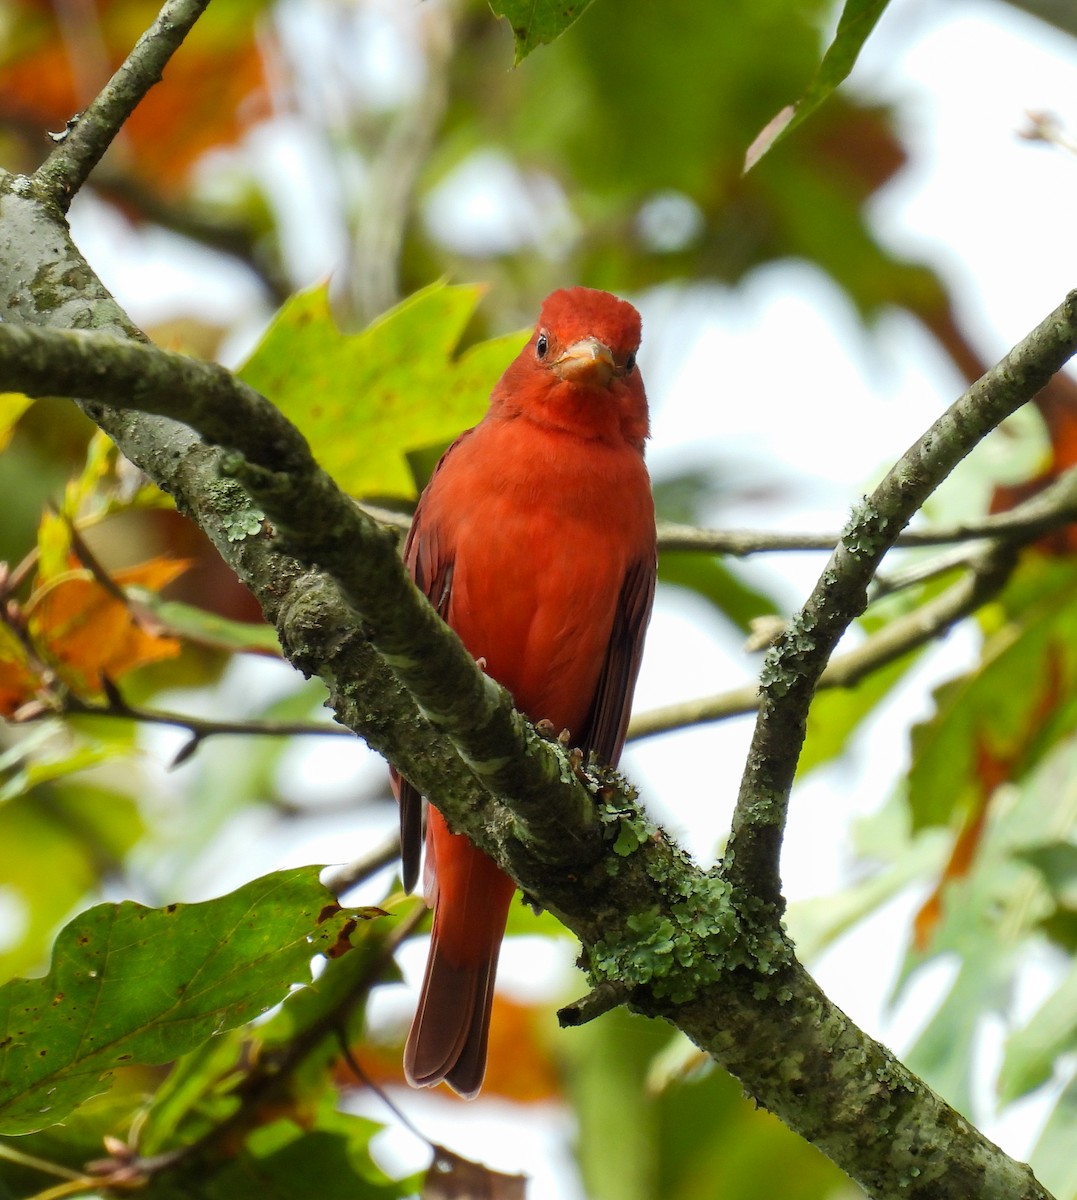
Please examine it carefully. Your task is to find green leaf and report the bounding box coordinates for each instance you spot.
[0,780,143,980]
[238,281,523,500]
[0,867,354,1134]
[746,0,891,168]
[999,958,1077,1104]
[138,595,282,655]
[799,647,921,777]
[799,574,953,777]
[488,0,595,63]
[1016,841,1077,903]
[133,1029,250,1158]
[146,1110,412,1200]
[1029,1066,1077,1200]
[0,725,121,806]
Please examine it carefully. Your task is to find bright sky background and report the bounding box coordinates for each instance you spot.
[65,0,1077,1194]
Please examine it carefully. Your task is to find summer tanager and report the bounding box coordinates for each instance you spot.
[395,287,656,1098]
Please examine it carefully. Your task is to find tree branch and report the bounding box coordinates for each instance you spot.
[58,690,354,768]
[371,489,1077,558]
[656,470,1077,554]
[722,291,1077,912]
[630,464,1077,741]
[31,0,210,211]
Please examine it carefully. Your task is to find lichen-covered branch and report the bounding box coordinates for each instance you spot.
[723,291,1077,912]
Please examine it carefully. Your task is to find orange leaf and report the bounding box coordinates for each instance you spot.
[480,993,562,1104]
[26,555,190,693]
[342,994,562,1106]
[0,625,42,718]
[989,372,1077,555]
[913,799,989,951]
[0,1,272,187]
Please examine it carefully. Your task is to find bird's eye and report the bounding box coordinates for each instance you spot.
[625,351,637,372]
[536,333,549,359]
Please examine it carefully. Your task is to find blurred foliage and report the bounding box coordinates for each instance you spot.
[0,0,1076,1198]
[565,1007,859,1200]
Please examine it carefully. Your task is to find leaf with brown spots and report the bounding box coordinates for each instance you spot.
[0,866,358,1135]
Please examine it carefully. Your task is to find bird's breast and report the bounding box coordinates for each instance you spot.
[429,419,653,734]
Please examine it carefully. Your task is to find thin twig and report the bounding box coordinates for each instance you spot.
[657,462,1077,556]
[323,835,403,894]
[628,544,1017,741]
[62,690,352,756]
[33,0,211,210]
[368,478,1077,559]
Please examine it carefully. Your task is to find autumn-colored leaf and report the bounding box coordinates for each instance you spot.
[423,1146,526,1200]
[480,993,561,1103]
[913,799,989,951]
[344,992,560,1105]
[913,647,1067,948]
[990,372,1077,555]
[0,624,39,718]
[25,556,191,693]
[0,393,34,452]
[0,0,271,187]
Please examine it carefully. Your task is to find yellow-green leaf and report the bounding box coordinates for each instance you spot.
[0,393,33,452]
[238,281,524,500]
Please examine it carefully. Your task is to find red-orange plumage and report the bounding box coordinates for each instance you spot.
[395,287,656,1097]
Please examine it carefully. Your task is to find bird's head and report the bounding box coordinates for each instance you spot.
[493,287,649,448]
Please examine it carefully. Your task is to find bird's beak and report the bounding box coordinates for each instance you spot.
[552,337,616,387]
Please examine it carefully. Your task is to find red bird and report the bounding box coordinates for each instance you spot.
[395,287,656,1098]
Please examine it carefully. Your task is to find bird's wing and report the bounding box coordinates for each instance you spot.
[578,552,657,768]
[394,433,469,892]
